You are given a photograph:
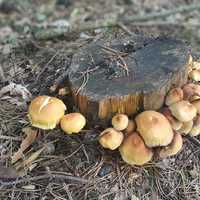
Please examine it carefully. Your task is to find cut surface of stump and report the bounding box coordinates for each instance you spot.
[68,36,190,122]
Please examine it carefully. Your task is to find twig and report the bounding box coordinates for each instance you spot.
[0,135,22,141]
[0,173,89,187]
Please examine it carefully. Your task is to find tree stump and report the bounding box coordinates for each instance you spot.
[68,36,190,122]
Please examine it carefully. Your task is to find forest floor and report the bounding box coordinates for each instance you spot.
[1,0,200,199]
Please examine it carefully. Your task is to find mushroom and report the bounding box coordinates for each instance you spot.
[189,70,200,82]
[189,95,200,102]
[124,119,136,134]
[135,111,173,147]
[112,114,129,131]
[169,100,197,122]
[165,88,183,106]
[192,61,200,70]
[178,120,193,135]
[99,128,124,150]
[183,83,200,100]
[28,95,66,130]
[190,116,200,137]
[162,107,183,131]
[188,54,193,73]
[191,99,200,114]
[119,132,153,165]
[60,113,86,134]
[158,132,183,158]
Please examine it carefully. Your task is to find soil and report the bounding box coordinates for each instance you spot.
[1,0,200,200]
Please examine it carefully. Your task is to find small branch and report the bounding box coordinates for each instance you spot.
[0,135,22,141]
[0,173,89,187]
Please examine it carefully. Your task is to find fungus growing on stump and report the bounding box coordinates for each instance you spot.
[169,100,197,122]
[99,128,124,150]
[135,111,174,147]
[119,132,153,166]
[60,113,86,134]
[112,114,129,131]
[28,96,66,130]
[158,132,183,158]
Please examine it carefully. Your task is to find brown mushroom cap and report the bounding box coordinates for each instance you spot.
[124,119,136,134]
[192,61,200,70]
[119,132,153,166]
[60,113,86,134]
[112,114,129,131]
[189,95,200,102]
[189,70,200,82]
[183,83,200,100]
[165,88,183,106]
[190,116,200,137]
[158,132,183,158]
[28,95,66,130]
[99,128,124,150]
[135,111,173,147]
[162,108,183,131]
[169,100,197,122]
[191,99,200,115]
[178,120,193,135]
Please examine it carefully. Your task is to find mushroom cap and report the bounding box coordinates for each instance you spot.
[162,107,183,131]
[165,88,183,106]
[169,100,197,122]
[190,116,200,137]
[192,99,200,115]
[192,61,200,70]
[189,70,200,82]
[119,132,153,166]
[124,119,136,134]
[135,111,173,147]
[112,114,129,131]
[99,128,124,150]
[183,83,200,100]
[159,132,183,158]
[178,120,193,135]
[28,95,66,130]
[60,113,86,134]
[189,95,200,102]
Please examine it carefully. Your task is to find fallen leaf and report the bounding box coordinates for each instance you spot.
[16,147,45,176]
[11,127,37,164]
[0,82,32,101]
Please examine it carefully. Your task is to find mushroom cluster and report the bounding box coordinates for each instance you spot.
[98,111,183,166]
[28,95,86,133]
[26,57,200,167]
[188,56,200,82]
[162,83,200,137]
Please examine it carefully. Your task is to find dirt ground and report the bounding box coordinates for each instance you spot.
[1,0,200,199]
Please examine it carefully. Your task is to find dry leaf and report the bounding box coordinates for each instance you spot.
[11,127,37,164]
[16,147,45,176]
